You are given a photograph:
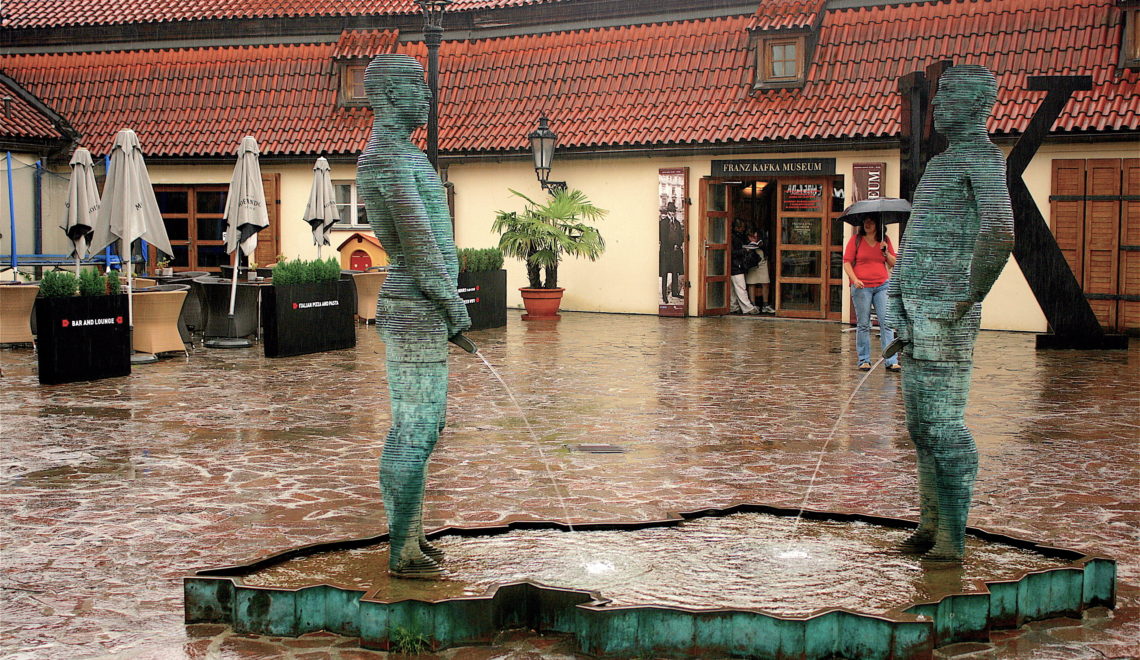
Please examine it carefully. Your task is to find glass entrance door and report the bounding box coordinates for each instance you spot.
[698,178,731,315]
[776,178,830,318]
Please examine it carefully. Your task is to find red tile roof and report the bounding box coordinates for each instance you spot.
[0,76,67,142]
[0,0,563,29]
[332,29,400,60]
[0,0,1135,158]
[749,0,826,31]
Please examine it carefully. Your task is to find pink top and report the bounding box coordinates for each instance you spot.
[843,234,895,288]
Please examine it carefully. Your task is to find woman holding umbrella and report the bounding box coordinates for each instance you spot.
[843,213,900,372]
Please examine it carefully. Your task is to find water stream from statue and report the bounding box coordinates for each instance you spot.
[784,356,886,549]
[476,352,576,532]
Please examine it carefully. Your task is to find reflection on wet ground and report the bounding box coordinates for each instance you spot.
[242,512,1069,616]
[1,312,1137,658]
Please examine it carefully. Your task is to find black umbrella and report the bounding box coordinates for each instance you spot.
[839,197,911,226]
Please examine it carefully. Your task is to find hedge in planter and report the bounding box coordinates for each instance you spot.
[457,247,506,331]
[261,257,355,358]
[36,269,131,385]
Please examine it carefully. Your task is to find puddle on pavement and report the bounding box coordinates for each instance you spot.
[238,512,1070,615]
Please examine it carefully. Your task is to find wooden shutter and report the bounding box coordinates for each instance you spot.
[255,173,281,266]
[1084,159,1121,329]
[1121,159,1140,331]
[1050,159,1085,283]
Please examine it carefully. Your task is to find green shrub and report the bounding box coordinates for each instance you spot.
[271,257,340,286]
[106,270,121,295]
[390,626,429,654]
[77,268,106,297]
[38,270,79,298]
[457,247,503,273]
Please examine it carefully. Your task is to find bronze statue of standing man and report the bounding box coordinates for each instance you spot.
[358,55,471,578]
[887,64,1014,562]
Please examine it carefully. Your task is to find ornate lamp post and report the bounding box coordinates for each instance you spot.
[529,115,566,195]
[416,0,452,171]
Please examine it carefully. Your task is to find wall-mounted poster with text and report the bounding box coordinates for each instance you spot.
[658,167,688,317]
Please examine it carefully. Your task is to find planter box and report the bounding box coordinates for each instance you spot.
[458,269,507,331]
[261,280,355,358]
[36,294,131,385]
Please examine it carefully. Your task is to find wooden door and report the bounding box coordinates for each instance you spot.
[1120,159,1140,331]
[775,178,830,318]
[697,178,731,315]
[254,173,280,267]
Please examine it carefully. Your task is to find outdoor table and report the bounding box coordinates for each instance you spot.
[193,276,270,339]
[0,282,39,344]
[131,284,190,355]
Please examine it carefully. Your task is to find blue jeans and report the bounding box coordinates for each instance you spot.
[852,281,897,366]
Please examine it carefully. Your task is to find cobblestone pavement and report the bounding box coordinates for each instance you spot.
[1,312,1137,659]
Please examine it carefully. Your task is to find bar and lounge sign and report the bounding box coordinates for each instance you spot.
[712,158,835,177]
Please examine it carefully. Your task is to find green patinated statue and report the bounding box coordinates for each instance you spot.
[887,64,1015,562]
[357,55,471,578]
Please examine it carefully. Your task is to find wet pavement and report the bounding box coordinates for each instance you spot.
[1,312,1137,659]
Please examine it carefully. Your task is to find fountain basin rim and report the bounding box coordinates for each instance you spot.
[186,502,1115,621]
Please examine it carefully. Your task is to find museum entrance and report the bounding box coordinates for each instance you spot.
[698,175,845,319]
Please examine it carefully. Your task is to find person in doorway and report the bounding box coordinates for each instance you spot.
[843,214,899,371]
[744,229,774,313]
[730,219,759,314]
[357,54,471,579]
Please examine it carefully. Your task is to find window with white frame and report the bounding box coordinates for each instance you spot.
[333,180,368,226]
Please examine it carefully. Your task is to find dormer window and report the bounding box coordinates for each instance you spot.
[1122,3,1140,70]
[753,33,807,89]
[340,63,368,106]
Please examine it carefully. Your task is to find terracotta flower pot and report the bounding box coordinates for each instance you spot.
[519,287,564,320]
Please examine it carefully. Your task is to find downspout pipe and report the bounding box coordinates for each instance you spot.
[7,152,16,270]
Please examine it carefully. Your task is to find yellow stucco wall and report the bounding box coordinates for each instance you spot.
[20,139,1133,332]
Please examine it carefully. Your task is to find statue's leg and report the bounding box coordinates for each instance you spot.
[923,360,976,562]
[899,353,937,552]
[382,360,447,578]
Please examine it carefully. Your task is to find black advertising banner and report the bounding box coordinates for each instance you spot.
[658,167,688,317]
[711,158,835,177]
[781,183,824,213]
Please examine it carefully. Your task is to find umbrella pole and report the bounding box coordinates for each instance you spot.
[228,249,239,317]
[123,237,133,325]
[316,244,321,260]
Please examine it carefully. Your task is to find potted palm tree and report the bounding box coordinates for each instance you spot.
[492,188,606,320]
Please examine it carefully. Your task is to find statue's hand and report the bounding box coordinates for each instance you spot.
[444,296,472,337]
[953,300,974,320]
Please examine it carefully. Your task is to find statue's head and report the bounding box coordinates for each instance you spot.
[932,64,997,139]
[364,55,430,131]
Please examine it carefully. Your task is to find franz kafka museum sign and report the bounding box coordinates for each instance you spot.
[711,158,836,177]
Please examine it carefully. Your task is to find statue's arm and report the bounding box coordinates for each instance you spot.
[964,151,1015,308]
[386,171,470,335]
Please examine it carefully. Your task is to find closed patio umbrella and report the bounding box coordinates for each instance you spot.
[89,129,173,324]
[209,136,268,348]
[62,148,100,273]
[303,157,340,260]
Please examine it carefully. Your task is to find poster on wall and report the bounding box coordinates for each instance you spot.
[852,162,885,203]
[658,167,688,317]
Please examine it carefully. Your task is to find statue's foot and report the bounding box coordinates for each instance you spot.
[922,542,964,564]
[419,538,445,562]
[898,530,935,554]
[389,555,443,580]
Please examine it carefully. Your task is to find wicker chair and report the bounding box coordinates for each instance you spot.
[131,284,189,355]
[0,284,39,344]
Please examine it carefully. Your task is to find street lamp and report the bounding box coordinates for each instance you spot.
[416,0,452,171]
[529,115,566,195]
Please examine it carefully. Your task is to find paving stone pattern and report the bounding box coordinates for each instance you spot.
[1,313,1137,658]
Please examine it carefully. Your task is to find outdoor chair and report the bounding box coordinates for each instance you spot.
[0,283,39,344]
[130,277,157,289]
[351,271,386,323]
[131,284,190,355]
[166,272,208,331]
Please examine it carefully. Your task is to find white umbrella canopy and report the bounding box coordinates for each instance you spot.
[222,136,269,316]
[302,157,340,259]
[62,147,100,272]
[88,129,173,321]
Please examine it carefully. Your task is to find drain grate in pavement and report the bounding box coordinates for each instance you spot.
[572,444,626,454]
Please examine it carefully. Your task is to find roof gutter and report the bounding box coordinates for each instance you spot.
[0,71,81,159]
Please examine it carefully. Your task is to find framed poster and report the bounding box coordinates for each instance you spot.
[780,183,823,212]
[658,167,688,316]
